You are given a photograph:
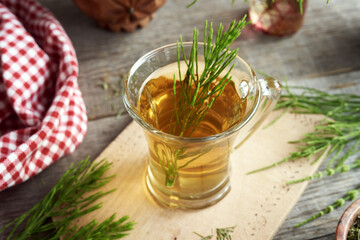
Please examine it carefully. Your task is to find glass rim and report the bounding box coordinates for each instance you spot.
[124,42,261,143]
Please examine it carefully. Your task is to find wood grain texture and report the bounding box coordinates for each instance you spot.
[37,0,360,120]
[0,0,360,239]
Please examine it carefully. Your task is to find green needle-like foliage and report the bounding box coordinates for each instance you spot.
[248,80,360,227]
[295,188,360,227]
[161,17,248,186]
[0,157,135,239]
[171,17,248,137]
[286,158,360,185]
[249,80,360,175]
[248,120,360,174]
[195,226,236,240]
[216,226,235,240]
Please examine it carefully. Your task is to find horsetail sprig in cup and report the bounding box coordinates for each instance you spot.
[160,17,248,186]
[169,16,248,137]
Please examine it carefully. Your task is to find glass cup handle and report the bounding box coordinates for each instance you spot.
[233,77,282,151]
[258,77,282,116]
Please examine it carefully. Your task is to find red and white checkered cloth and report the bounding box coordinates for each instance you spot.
[0,0,87,191]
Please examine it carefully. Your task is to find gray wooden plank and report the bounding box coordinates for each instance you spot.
[39,0,360,120]
[274,72,360,239]
[1,72,359,239]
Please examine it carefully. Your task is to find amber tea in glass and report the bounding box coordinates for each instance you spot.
[124,43,281,209]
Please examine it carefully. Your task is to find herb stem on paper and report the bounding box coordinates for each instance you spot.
[195,226,236,240]
[247,81,360,226]
[248,83,360,175]
[0,157,135,240]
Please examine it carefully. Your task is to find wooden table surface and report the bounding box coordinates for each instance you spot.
[1,0,360,239]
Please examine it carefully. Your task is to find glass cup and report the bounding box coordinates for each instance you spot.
[124,43,281,209]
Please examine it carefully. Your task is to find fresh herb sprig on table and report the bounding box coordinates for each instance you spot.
[170,16,248,137]
[0,157,135,240]
[195,226,236,240]
[248,81,360,226]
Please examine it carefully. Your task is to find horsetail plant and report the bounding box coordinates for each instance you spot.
[248,79,360,226]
